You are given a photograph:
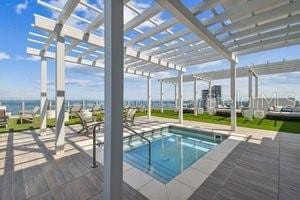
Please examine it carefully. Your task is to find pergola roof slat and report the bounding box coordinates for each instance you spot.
[33,14,185,72]
[27,0,300,77]
[161,59,300,83]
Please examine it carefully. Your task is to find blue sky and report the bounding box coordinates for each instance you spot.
[0,0,299,101]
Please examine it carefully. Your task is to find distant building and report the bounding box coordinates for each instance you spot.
[201,85,222,110]
[201,89,209,110]
[212,85,222,105]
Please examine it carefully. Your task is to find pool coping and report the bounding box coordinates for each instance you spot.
[80,123,248,200]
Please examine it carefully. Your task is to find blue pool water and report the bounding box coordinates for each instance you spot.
[124,127,224,183]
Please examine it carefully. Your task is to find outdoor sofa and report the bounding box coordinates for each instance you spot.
[266,106,300,120]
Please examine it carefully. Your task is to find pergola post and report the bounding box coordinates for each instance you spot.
[254,76,258,109]
[208,81,212,108]
[255,76,258,96]
[147,77,152,119]
[103,0,124,199]
[248,71,253,110]
[55,31,65,154]
[174,83,178,110]
[160,81,164,113]
[193,78,197,116]
[178,71,183,123]
[40,57,47,136]
[230,61,237,131]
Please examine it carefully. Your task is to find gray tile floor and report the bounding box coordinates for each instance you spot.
[0,118,299,200]
[0,127,147,200]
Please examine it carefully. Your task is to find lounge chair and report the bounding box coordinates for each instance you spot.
[0,109,8,129]
[124,108,137,126]
[69,105,82,119]
[76,111,102,135]
[207,107,216,115]
[20,106,40,124]
[215,108,242,117]
[254,110,265,119]
[90,105,103,115]
[242,109,253,121]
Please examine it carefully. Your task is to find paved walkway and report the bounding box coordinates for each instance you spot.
[144,116,300,200]
[0,117,299,200]
[0,126,146,200]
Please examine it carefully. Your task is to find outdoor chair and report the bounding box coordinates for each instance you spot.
[69,105,82,118]
[90,105,103,115]
[124,108,137,126]
[0,109,8,129]
[207,107,216,116]
[254,110,265,119]
[76,111,102,135]
[242,109,253,121]
[20,106,40,124]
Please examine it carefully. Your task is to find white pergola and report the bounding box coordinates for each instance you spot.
[26,0,300,199]
[160,58,300,113]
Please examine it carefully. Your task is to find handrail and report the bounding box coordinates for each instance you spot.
[92,123,152,167]
[124,125,152,166]
[91,122,103,168]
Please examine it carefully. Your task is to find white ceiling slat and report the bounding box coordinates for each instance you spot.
[124,3,162,31]
[162,59,300,83]
[27,47,153,77]
[205,0,289,27]
[34,14,185,72]
[139,29,190,52]
[39,0,81,51]
[234,32,300,52]
[28,0,300,77]
[144,1,299,61]
[215,0,300,36]
[222,14,300,43]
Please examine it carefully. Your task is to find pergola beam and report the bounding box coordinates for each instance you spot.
[27,47,152,77]
[160,59,300,83]
[157,0,234,63]
[33,14,185,72]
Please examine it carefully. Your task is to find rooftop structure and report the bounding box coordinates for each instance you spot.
[24,0,300,199]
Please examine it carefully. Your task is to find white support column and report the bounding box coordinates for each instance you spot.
[174,83,178,110]
[55,32,65,154]
[254,76,258,110]
[248,71,253,110]
[208,81,212,108]
[160,81,164,113]
[193,78,197,116]
[178,71,183,123]
[147,77,152,119]
[255,77,258,98]
[230,61,237,132]
[40,57,47,136]
[103,0,124,199]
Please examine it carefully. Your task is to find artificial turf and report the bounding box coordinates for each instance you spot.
[1,110,299,134]
[0,113,103,133]
[136,109,300,134]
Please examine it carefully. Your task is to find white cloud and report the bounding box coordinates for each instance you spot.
[0,52,10,60]
[189,60,224,72]
[15,0,28,14]
[154,71,175,79]
[16,55,39,61]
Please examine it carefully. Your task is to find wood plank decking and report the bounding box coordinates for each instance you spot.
[0,118,299,200]
[0,126,147,200]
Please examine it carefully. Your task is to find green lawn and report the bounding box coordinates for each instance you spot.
[1,110,299,134]
[0,113,103,133]
[136,110,300,134]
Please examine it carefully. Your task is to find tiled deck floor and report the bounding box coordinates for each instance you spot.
[146,116,300,200]
[0,118,299,200]
[0,125,147,200]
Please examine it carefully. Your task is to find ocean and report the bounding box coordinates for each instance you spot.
[0,100,178,115]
